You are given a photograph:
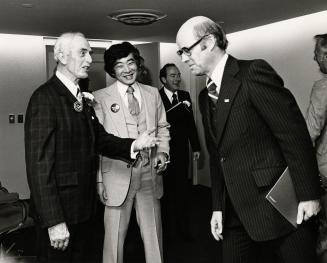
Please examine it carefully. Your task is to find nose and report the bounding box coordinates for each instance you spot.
[86,52,92,64]
[181,53,189,63]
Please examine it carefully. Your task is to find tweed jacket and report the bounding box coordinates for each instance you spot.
[24,75,133,228]
[93,81,170,206]
[306,75,327,181]
[199,56,322,241]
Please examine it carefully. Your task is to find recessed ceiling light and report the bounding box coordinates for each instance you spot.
[108,9,167,26]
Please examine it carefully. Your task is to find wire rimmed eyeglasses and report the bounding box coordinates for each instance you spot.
[177,34,210,57]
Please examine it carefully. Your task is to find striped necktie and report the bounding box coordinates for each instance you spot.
[206,78,219,102]
[126,85,140,116]
[76,88,83,102]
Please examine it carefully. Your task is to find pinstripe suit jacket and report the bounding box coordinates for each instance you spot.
[199,56,322,241]
[24,75,133,228]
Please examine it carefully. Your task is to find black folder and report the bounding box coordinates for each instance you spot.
[265,167,298,228]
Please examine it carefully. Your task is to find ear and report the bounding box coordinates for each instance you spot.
[205,35,216,51]
[161,77,167,84]
[57,50,68,65]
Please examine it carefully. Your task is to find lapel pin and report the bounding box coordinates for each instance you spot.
[224,99,230,103]
[111,103,120,113]
[74,101,83,112]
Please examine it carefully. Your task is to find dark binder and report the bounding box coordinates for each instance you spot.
[265,167,298,228]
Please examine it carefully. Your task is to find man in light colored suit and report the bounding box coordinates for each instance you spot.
[93,42,170,263]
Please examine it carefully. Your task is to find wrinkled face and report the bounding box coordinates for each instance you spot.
[64,36,92,82]
[113,53,138,85]
[163,66,181,92]
[314,45,327,74]
[176,28,208,76]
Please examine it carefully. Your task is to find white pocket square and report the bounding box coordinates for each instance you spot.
[224,99,230,103]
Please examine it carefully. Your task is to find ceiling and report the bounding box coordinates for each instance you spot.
[1,0,327,43]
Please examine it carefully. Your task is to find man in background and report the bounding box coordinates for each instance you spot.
[159,63,200,242]
[25,33,157,263]
[93,42,170,263]
[176,16,322,262]
[306,33,327,261]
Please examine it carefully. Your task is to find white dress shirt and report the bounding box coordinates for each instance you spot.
[163,87,178,104]
[207,53,229,95]
[116,81,142,108]
[56,71,81,100]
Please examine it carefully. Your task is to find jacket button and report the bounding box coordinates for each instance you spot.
[220,157,226,163]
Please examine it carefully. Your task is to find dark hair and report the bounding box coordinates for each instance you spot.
[314,34,327,48]
[194,20,228,50]
[159,63,177,84]
[104,42,143,78]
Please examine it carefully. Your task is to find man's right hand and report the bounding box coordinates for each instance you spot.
[210,211,223,241]
[133,128,159,152]
[97,182,108,204]
[48,222,70,251]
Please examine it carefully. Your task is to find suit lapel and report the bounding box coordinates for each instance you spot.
[103,83,129,137]
[215,56,241,146]
[139,83,155,129]
[53,75,96,145]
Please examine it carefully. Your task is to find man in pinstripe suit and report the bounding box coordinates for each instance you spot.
[24,32,158,263]
[176,16,322,262]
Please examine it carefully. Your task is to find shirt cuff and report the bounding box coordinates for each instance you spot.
[130,141,138,159]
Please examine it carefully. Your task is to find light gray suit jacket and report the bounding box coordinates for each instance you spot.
[306,75,327,181]
[93,81,170,206]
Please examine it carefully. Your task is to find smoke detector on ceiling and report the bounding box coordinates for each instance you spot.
[108,9,167,26]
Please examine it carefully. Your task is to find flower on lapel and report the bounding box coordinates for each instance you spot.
[82,92,96,106]
[182,100,191,107]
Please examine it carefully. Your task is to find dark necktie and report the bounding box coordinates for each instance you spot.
[171,93,178,106]
[126,86,140,116]
[206,78,219,102]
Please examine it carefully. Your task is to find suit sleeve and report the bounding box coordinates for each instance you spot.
[92,107,134,162]
[24,90,64,228]
[247,59,321,201]
[185,92,201,152]
[199,90,224,211]
[305,80,327,144]
[155,89,170,155]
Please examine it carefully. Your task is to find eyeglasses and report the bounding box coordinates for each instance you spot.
[177,35,209,57]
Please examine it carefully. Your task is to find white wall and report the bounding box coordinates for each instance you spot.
[0,34,47,198]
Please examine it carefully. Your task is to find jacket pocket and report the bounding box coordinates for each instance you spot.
[57,171,78,187]
[252,166,285,187]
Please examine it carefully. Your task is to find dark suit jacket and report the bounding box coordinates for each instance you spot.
[199,56,322,241]
[25,75,133,228]
[159,89,200,169]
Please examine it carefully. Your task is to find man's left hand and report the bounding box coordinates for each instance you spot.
[154,152,168,173]
[296,199,321,224]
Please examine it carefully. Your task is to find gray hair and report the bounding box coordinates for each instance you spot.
[193,19,228,50]
[53,32,85,62]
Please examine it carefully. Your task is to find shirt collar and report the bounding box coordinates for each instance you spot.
[163,87,177,101]
[56,71,80,98]
[208,53,229,89]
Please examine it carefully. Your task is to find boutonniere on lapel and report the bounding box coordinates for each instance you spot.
[82,92,97,107]
[182,100,191,112]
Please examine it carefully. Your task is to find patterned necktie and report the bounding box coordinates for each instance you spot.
[171,92,178,106]
[206,78,219,102]
[126,86,140,116]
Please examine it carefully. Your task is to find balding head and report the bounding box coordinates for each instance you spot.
[176,16,228,51]
[176,16,227,76]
